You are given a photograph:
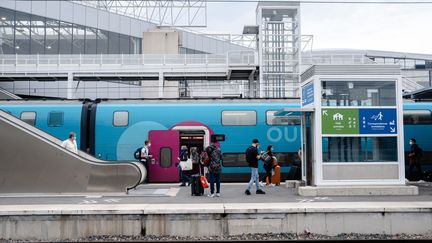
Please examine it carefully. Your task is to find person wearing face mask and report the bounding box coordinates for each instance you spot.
[245,138,266,195]
[408,138,423,180]
[61,132,78,154]
[262,145,275,186]
[141,140,152,183]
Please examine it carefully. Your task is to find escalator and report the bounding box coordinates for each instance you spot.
[0,109,145,194]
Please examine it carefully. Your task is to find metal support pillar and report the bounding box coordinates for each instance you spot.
[158,72,164,98]
[67,72,74,99]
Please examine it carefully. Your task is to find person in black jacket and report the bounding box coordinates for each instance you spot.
[245,139,266,195]
[408,138,423,179]
[262,145,274,186]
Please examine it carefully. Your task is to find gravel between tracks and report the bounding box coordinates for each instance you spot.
[2,233,432,242]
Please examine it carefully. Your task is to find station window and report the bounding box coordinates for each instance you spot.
[403,110,432,125]
[48,111,64,127]
[266,110,300,126]
[222,110,256,126]
[113,111,129,127]
[322,137,398,163]
[321,81,396,107]
[160,147,172,168]
[20,111,36,126]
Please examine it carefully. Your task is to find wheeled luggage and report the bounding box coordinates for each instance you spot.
[266,165,281,186]
[191,174,204,196]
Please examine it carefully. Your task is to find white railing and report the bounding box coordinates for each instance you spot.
[0,51,256,68]
[302,54,376,65]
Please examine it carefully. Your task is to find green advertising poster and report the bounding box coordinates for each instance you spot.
[322,108,359,134]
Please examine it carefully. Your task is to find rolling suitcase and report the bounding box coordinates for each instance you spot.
[191,174,204,196]
[272,165,281,186]
[266,165,281,186]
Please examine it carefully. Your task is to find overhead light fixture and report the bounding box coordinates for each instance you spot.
[1,17,6,21]
[15,46,20,49]
[46,46,51,49]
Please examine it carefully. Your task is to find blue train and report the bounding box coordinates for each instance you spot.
[0,99,430,182]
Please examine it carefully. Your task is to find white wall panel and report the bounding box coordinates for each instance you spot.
[0,1,16,10]
[119,16,131,36]
[97,10,109,30]
[73,4,87,26]
[60,1,74,23]
[31,1,47,17]
[16,0,31,13]
[45,1,60,20]
[109,13,121,33]
[85,7,98,29]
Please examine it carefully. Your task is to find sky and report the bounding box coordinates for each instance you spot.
[196,1,432,54]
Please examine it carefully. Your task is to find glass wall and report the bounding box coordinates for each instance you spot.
[321,81,396,107]
[322,137,398,163]
[0,7,142,55]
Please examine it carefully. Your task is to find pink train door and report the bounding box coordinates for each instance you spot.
[148,130,180,183]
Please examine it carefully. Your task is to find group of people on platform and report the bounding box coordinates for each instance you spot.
[59,131,428,191]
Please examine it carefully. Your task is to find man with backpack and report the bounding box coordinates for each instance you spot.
[408,138,423,180]
[204,138,222,198]
[245,139,266,195]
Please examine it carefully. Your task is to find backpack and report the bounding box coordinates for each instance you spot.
[261,151,272,165]
[245,146,255,164]
[208,146,222,173]
[200,151,210,166]
[134,147,143,160]
[417,147,423,159]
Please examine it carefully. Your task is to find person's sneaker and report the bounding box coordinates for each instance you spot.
[179,183,186,187]
[259,182,265,187]
[270,184,276,187]
[207,194,215,198]
[216,193,221,197]
[245,189,251,195]
[256,189,266,194]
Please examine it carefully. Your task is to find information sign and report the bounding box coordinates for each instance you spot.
[302,82,314,107]
[359,108,397,134]
[321,109,359,134]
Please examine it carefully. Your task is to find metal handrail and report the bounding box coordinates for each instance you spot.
[0,51,257,67]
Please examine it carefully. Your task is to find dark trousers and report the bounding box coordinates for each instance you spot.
[262,165,272,184]
[409,163,422,175]
[141,160,149,183]
[209,172,221,194]
[179,167,191,185]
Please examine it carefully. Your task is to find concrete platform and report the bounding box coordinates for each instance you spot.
[298,185,419,196]
[0,183,431,241]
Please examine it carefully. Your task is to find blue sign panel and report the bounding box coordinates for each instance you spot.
[302,82,314,107]
[359,108,397,134]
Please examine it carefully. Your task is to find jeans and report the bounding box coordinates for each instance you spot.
[409,163,422,176]
[247,167,260,191]
[209,172,221,194]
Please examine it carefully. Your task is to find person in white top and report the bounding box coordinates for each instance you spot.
[61,132,78,154]
[141,140,152,183]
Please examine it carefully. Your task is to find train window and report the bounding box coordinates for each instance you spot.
[222,153,248,167]
[160,147,172,168]
[48,112,64,127]
[266,110,301,125]
[274,153,299,167]
[222,110,256,126]
[20,112,36,126]
[403,110,432,125]
[113,111,129,127]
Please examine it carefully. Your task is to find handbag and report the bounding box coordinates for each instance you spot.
[180,158,193,171]
[200,175,209,188]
